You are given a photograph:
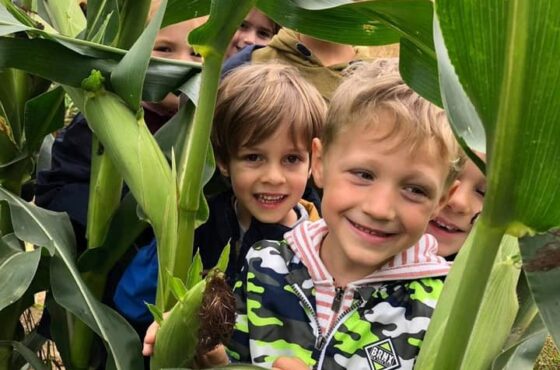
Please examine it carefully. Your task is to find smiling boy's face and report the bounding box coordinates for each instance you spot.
[312,114,452,285]
[218,124,310,230]
[427,155,486,257]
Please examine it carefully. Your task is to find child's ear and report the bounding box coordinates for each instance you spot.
[432,180,459,218]
[217,161,229,177]
[311,138,325,188]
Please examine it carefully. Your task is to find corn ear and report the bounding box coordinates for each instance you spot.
[151,245,232,370]
[150,277,207,370]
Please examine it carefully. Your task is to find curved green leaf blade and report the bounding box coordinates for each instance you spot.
[0,187,143,370]
[111,0,167,110]
[23,85,65,153]
[0,340,48,370]
[0,5,29,36]
[493,315,546,370]
[520,230,560,347]
[256,0,399,45]
[0,247,41,311]
[85,0,119,44]
[162,0,210,28]
[433,16,485,153]
[41,0,86,37]
[436,0,560,231]
[0,37,200,102]
[400,37,441,107]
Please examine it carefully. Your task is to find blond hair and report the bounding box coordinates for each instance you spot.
[212,63,327,165]
[324,60,464,187]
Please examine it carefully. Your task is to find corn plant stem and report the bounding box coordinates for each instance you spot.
[114,0,151,49]
[69,273,106,370]
[423,216,506,369]
[69,138,123,369]
[87,136,123,249]
[163,55,223,309]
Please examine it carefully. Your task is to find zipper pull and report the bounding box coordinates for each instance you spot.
[331,287,344,313]
[315,335,326,350]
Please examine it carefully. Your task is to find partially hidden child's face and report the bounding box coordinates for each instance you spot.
[149,17,206,113]
[225,9,276,58]
[312,117,451,281]
[427,156,486,257]
[218,124,310,230]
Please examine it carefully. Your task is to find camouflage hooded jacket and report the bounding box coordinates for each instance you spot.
[227,220,451,370]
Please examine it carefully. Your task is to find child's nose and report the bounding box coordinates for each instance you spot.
[261,164,285,184]
[240,30,257,46]
[362,187,396,221]
[447,187,472,214]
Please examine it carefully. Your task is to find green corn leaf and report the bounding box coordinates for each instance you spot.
[520,230,560,347]
[417,1,560,368]
[0,340,48,370]
[23,85,65,153]
[0,4,29,35]
[215,242,230,273]
[162,0,210,28]
[41,0,86,37]
[111,0,167,111]
[85,0,119,44]
[256,0,398,46]
[436,0,560,231]
[0,37,200,103]
[0,247,41,311]
[399,37,441,107]
[114,0,151,49]
[169,274,189,301]
[493,315,547,370]
[147,303,164,325]
[0,186,143,369]
[186,252,203,290]
[433,17,485,153]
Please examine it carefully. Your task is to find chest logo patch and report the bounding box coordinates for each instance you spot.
[365,338,400,370]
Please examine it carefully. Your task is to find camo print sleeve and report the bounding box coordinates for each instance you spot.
[226,263,251,363]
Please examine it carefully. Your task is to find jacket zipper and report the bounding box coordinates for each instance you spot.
[290,284,326,351]
[316,299,363,370]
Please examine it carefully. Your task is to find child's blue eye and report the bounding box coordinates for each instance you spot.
[404,186,429,199]
[351,170,374,181]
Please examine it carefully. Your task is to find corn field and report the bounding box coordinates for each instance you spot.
[1,0,559,369]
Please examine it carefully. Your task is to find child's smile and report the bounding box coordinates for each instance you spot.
[312,118,451,285]
[427,157,485,257]
[220,124,310,230]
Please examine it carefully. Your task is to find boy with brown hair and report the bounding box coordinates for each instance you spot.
[222,64,463,369]
[116,63,326,327]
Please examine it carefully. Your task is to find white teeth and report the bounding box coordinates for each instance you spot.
[352,221,389,237]
[434,219,460,232]
[256,194,285,202]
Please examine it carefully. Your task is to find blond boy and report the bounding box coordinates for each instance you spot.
[226,64,463,370]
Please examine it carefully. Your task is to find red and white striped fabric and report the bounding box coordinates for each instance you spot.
[285,219,450,336]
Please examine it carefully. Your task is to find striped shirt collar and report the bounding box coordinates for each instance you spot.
[285,219,450,334]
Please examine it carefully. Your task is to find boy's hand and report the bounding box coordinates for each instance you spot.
[193,344,229,368]
[142,320,160,356]
[272,357,310,370]
[143,317,228,368]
